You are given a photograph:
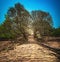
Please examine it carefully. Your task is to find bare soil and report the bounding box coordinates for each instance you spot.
[0,36,60,62]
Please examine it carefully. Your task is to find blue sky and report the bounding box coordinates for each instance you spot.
[0,0,60,28]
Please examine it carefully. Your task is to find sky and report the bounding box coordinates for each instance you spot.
[0,0,60,28]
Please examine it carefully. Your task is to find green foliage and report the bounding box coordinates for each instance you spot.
[0,24,18,40]
[0,3,30,41]
[1,2,59,42]
[51,27,60,37]
[31,10,53,36]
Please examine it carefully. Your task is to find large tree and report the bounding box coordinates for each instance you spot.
[31,10,53,37]
[7,3,30,40]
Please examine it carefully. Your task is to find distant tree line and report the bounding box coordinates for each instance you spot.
[50,27,60,37]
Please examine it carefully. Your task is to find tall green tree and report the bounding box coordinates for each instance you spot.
[7,3,30,40]
[31,10,53,37]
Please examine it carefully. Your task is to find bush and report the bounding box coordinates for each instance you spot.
[50,27,60,37]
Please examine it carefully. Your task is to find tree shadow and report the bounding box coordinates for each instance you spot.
[37,41,60,62]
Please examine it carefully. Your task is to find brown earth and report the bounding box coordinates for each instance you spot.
[0,36,60,62]
[44,37,60,49]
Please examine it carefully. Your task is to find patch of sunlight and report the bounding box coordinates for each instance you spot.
[28,29,34,35]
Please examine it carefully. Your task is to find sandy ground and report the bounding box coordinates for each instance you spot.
[0,36,60,62]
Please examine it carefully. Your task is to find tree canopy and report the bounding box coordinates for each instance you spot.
[31,10,53,37]
[0,3,59,41]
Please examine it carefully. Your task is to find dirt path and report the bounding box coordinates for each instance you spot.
[0,44,58,62]
[0,35,60,62]
[28,35,37,43]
